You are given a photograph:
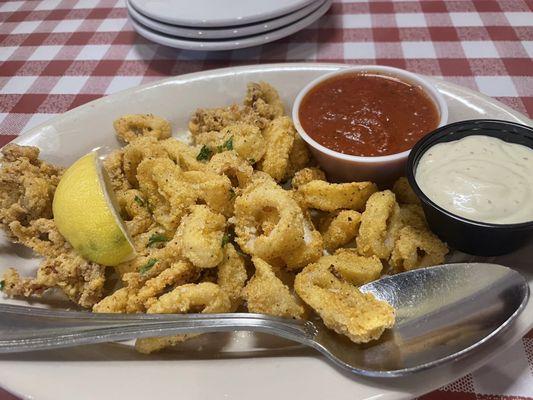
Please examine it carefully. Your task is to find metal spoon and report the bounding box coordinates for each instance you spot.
[0,263,528,377]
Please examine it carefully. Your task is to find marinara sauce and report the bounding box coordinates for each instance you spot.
[298,73,439,157]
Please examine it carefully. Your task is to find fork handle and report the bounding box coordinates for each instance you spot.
[0,304,317,353]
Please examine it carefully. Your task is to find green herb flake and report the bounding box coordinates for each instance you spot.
[139,258,158,274]
[0,280,4,291]
[196,145,213,161]
[134,195,145,207]
[248,158,256,165]
[221,233,230,247]
[147,233,168,247]
[223,136,233,151]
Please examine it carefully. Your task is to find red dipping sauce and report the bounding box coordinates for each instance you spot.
[298,73,440,157]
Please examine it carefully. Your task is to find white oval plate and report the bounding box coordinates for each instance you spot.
[129,0,331,51]
[0,64,532,400]
[129,0,317,28]
[127,0,325,40]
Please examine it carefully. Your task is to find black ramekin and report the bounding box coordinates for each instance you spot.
[406,119,533,256]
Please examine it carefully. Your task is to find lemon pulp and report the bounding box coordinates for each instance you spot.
[53,152,135,266]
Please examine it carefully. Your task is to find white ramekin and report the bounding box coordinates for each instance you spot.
[292,65,449,185]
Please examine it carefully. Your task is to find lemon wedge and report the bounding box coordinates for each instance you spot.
[53,151,135,266]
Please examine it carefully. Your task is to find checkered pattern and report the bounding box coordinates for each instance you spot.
[0,0,532,399]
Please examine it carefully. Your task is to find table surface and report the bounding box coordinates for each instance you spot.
[0,0,532,399]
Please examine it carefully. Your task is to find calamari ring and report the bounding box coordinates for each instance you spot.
[294,259,394,343]
[113,114,171,144]
[356,190,403,260]
[176,205,226,269]
[208,150,253,188]
[291,167,326,189]
[298,180,378,212]
[234,181,304,259]
[319,210,361,253]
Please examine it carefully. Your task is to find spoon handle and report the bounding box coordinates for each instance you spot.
[0,304,316,353]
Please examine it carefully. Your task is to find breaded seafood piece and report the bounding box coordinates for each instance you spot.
[319,210,361,253]
[218,244,248,311]
[291,167,326,189]
[0,144,63,235]
[234,180,304,259]
[356,190,403,260]
[294,261,394,343]
[392,177,421,205]
[176,205,226,269]
[159,138,207,172]
[298,180,378,212]
[189,104,267,136]
[224,123,266,164]
[318,249,382,286]
[117,189,154,237]
[281,217,324,271]
[8,218,69,258]
[113,114,171,144]
[136,158,196,234]
[3,219,106,309]
[182,170,233,216]
[389,226,448,272]
[122,136,168,186]
[208,150,254,188]
[3,252,106,309]
[285,134,312,179]
[103,148,131,193]
[399,204,427,230]
[244,81,285,120]
[243,257,305,318]
[147,282,231,314]
[257,116,295,181]
[135,334,199,354]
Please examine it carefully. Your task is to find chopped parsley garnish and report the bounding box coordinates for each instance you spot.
[196,145,213,161]
[248,158,256,164]
[0,280,4,291]
[221,233,230,247]
[222,136,233,151]
[134,195,145,207]
[139,258,158,274]
[147,233,168,247]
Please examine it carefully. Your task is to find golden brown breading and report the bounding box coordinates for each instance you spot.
[234,180,305,259]
[3,252,106,309]
[257,116,295,182]
[117,189,154,238]
[392,177,420,205]
[389,226,448,272]
[135,334,198,354]
[0,144,63,236]
[243,257,304,318]
[399,204,427,230]
[8,218,69,257]
[122,136,169,187]
[291,167,326,189]
[159,138,207,172]
[298,180,378,212]
[318,249,383,286]
[136,157,196,234]
[319,210,361,253]
[285,134,312,179]
[356,190,403,260]
[294,260,394,343]
[217,244,247,311]
[244,81,285,120]
[181,170,233,216]
[103,148,131,193]
[113,114,171,144]
[189,104,267,136]
[208,150,254,188]
[175,205,226,269]
[281,217,324,270]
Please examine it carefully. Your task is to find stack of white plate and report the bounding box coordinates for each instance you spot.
[127,0,332,51]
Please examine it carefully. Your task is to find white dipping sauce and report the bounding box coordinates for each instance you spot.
[416,135,533,224]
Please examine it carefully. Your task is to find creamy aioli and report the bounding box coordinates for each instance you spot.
[416,135,533,224]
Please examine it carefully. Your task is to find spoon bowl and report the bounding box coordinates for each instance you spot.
[0,263,528,377]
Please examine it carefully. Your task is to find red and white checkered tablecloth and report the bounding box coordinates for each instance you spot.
[0,0,532,399]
